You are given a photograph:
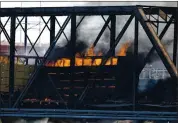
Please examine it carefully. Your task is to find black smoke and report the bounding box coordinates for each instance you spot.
[144,77,177,103]
[48,41,88,61]
[114,41,176,104]
[47,37,176,104]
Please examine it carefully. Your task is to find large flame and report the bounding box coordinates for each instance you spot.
[0,41,131,67]
[45,41,131,67]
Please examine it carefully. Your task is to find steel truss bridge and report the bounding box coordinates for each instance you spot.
[0,5,178,122]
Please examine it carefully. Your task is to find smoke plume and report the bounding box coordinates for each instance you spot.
[114,42,177,103]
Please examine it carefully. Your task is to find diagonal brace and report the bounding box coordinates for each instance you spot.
[93,16,111,47]
[47,75,68,109]
[0,20,11,43]
[101,14,134,66]
[0,17,10,34]
[0,18,23,57]
[55,17,69,42]
[78,14,134,102]
[28,17,51,53]
[13,16,71,108]
[101,15,111,31]
[76,16,85,28]
[138,15,174,74]
[16,17,40,57]
[135,7,178,78]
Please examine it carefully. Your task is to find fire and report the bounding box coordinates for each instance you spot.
[85,45,95,56]
[0,41,131,67]
[0,56,9,64]
[0,56,23,64]
[117,41,131,56]
[45,41,131,67]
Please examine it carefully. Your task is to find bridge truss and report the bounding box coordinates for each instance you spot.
[0,5,177,121]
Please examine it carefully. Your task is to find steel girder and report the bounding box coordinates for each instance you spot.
[9,6,178,106]
[135,8,178,78]
[0,5,177,121]
[13,16,72,108]
[0,108,177,121]
[9,16,15,107]
[0,6,176,16]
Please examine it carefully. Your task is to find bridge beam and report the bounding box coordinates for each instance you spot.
[9,16,16,107]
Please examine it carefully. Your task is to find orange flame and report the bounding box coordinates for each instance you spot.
[0,41,131,67]
[45,41,131,67]
[0,56,22,64]
[116,41,131,56]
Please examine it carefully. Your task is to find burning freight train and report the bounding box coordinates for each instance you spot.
[0,40,176,111]
[16,40,175,111]
[45,41,131,67]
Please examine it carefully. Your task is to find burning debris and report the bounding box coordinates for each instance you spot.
[46,41,131,67]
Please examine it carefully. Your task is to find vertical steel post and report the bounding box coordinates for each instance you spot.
[173,8,178,112]
[173,9,178,67]
[50,16,55,46]
[0,1,1,46]
[0,1,2,107]
[133,16,139,111]
[70,14,76,106]
[9,16,16,107]
[110,15,116,56]
[24,16,27,54]
[71,14,76,66]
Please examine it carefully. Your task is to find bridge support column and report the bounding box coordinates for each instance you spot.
[9,16,16,107]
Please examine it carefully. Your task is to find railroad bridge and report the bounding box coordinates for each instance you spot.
[0,5,177,122]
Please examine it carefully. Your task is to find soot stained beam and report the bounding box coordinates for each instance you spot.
[110,15,116,56]
[50,16,55,46]
[138,15,174,75]
[9,16,16,108]
[136,8,178,78]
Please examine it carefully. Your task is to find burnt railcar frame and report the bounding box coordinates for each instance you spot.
[0,5,177,121]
